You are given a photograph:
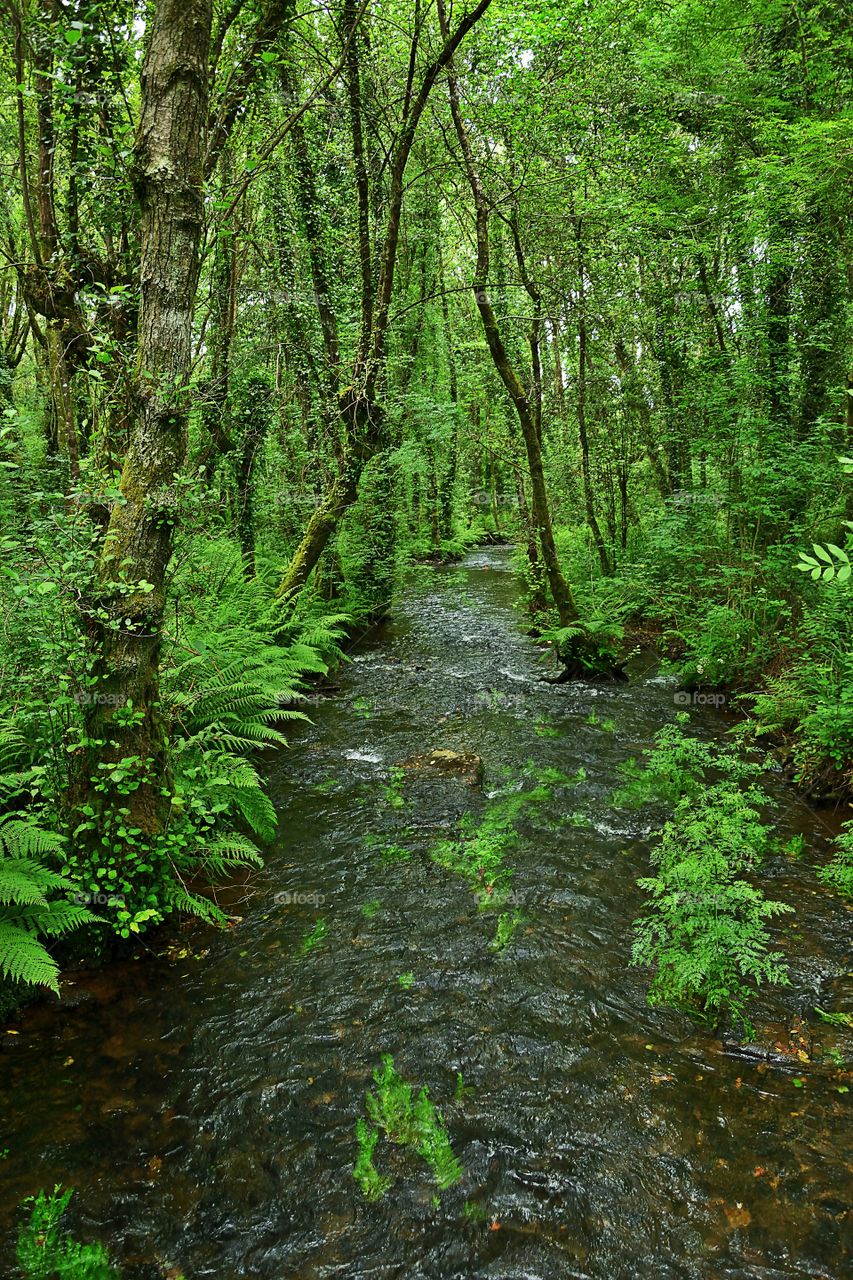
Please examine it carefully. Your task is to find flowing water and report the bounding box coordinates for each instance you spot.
[1,547,851,1279]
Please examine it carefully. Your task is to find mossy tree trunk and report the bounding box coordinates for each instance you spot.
[73,0,213,852]
[442,15,576,626]
[275,0,494,598]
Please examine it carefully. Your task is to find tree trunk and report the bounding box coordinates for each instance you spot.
[72,0,213,874]
[438,245,458,539]
[575,304,610,575]
[275,0,493,597]
[442,22,576,624]
[276,462,362,601]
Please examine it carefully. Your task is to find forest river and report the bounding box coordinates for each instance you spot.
[0,547,850,1279]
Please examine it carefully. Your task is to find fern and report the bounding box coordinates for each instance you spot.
[0,723,37,805]
[92,535,354,928]
[357,1055,463,1197]
[17,1186,118,1279]
[819,820,853,897]
[613,716,762,807]
[162,882,228,928]
[0,817,95,994]
[540,612,625,672]
[353,1119,391,1201]
[630,759,793,1037]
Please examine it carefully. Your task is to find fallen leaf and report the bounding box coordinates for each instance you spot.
[724,1203,752,1229]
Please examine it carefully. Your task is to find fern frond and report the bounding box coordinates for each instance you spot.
[0,817,65,859]
[164,884,227,926]
[0,922,61,992]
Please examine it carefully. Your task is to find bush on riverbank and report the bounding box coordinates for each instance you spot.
[618,720,793,1036]
[0,508,348,1009]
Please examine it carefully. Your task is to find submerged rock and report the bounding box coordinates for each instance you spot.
[401,748,484,786]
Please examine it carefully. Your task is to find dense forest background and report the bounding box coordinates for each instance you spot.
[0,0,851,1007]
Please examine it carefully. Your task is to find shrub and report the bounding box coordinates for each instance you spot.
[623,722,793,1036]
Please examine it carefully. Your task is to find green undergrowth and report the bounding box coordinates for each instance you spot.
[431,764,576,949]
[353,1055,462,1200]
[540,615,627,676]
[382,767,407,810]
[353,1119,392,1202]
[363,832,413,863]
[819,820,853,897]
[0,530,349,1001]
[0,813,97,993]
[619,719,793,1037]
[612,714,763,807]
[490,909,524,951]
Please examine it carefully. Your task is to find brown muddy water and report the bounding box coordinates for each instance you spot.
[1,547,851,1279]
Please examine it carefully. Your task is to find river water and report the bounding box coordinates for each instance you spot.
[1,547,851,1278]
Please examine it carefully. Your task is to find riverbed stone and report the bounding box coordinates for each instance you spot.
[401,748,484,786]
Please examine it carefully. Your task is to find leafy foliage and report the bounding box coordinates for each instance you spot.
[819,821,853,898]
[356,1055,462,1195]
[433,775,542,902]
[540,615,626,674]
[353,1119,391,1202]
[16,1187,118,1279]
[612,715,762,808]
[625,725,793,1035]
